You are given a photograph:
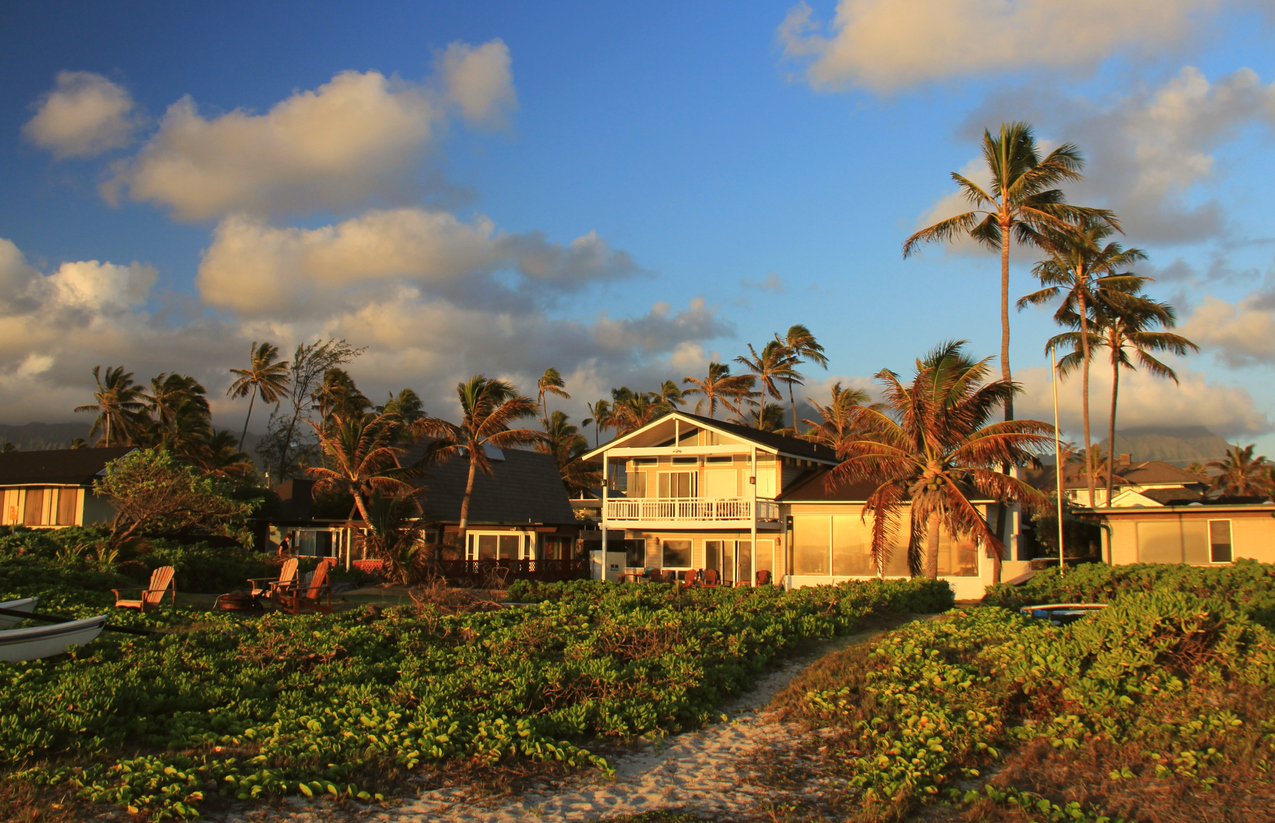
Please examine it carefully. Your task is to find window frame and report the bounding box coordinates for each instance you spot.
[1208,519,1233,564]
[661,539,692,569]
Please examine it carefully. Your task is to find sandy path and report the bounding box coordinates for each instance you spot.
[365,626,886,822]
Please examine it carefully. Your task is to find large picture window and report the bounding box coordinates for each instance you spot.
[1137,521,1210,564]
[662,539,692,568]
[1209,520,1233,563]
[658,472,697,499]
[792,516,829,575]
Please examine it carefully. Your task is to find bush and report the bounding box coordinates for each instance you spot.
[984,559,1275,629]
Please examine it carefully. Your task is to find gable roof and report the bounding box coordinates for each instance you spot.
[400,444,576,526]
[776,468,878,502]
[583,410,839,464]
[1025,460,1206,492]
[0,447,135,487]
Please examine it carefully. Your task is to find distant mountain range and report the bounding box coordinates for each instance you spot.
[1096,426,1232,468]
[0,421,264,455]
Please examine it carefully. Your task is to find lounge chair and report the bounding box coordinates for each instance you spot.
[248,557,299,599]
[279,561,333,614]
[113,566,176,612]
[702,569,720,588]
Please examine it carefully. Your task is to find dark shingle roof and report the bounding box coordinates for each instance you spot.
[674,412,839,463]
[400,444,576,526]
[0,447,135,487]
[776,468,879,502]
[1025,460,1206,492]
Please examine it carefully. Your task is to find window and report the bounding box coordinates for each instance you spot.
[56,488,79,526]
[706,456,733,464]
[937,530,978,576]
[832,515,871,575]
[628,471,648,498]
[792,515,829,575]
[1137,521,1209,564]
[469,533,526,561]
[672,457,698,465]
[658,472,697,499]
[23,488,44,526]
[1209,520,1232,563]
[662,539,692,568]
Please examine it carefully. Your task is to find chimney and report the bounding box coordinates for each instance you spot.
[1117,453,1131,466]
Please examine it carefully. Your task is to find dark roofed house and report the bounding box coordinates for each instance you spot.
[268,444,585,583]
[0,447,134,528]
[1026,455,1209,509]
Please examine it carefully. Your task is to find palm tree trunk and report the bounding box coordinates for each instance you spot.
[458,455,478,547]
[1106,344,1120,509]
[1078,289,1095,508]
[925,511,941,580]
[351,488,373,526]
[105,415,111,448]
[238,386,257,452]
[787,379,797,430]
[999,226,1013,421]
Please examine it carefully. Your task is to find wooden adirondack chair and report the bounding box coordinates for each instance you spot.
[248,557,299,598]
[681,569,701,590]
[702,568,720,588]
[113,566,176,612]
[280,561,333,614]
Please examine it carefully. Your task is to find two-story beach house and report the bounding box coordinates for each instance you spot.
[583,412,1025,599]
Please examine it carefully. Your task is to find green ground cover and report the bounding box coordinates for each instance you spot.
[773,578,1275,822]
[0,546,951,821]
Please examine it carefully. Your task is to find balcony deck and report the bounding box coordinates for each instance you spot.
[604,497,779,527]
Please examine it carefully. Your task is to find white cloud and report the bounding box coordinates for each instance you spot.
[1179,292,1275,368]
[778,0,1220,93]
[437,39,517,128]
[196,209,641,319]
[22,71,141,158]
[102,41,516,221]
[1015,363,1269,439]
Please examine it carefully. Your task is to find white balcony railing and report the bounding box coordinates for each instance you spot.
[605,497,779,523]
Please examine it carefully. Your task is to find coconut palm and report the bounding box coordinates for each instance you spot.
[800,382,876,453]
[539,410,603,495]
[1207,444,1273,497]
[311,368,371,426]
[307,412,415,526]
[903,122,1114,422]
[380,388,425,425]
[191,430,256,480]
[778,324,828,427]
[1050,289,1197,506]
[734,340,795,431]
[143,372,213,456]
[537,367,570,424]
[829,341,1051,581]
[1019,217,1147,505]
[748,402,788,433]
[611,391,671,435]
[657,379,685,409]
[227,341,291,452]
[682,362,754,420]
[75,365,147,446]
[411,376,542,545]
[582,399,613,448]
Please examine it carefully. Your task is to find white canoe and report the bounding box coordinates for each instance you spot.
[0,597,38,628]
[0,615,108,662]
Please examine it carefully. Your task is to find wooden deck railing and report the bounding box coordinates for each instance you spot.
[604,497,779,523]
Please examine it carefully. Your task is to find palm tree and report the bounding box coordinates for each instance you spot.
[1207,444,1273,497]
[903,122,1114,422]
[749,403,788,433]
[1019,217,1147,506]
[682,362,753,420]
[539,411,603,495]
[657,379,685,409]
[144,372,213,456]
[191,430,256,480]
[311,368,371,426]
[829,341,1051,581]
[412,376,542,546]
[380,388,425,425]
[537,367,570,424]
[227,341,291,452]
[75,365,147,446]
[778,324,828,427]
[611,391,671,435]
[582,399,612,448]
[734,341,795,431]
[1050,289,1197,506]
[800,382,875,452]
[307,412,415,526]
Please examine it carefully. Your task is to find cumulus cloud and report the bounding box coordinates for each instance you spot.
[22,71,142,158]
[196,209,642,319]
[778,0,1220,93]
[100,41,516,220]
[437,39,517,127]
[953,66,1275,244]
[1015,363,1269,439]
[1179,292,1275,368]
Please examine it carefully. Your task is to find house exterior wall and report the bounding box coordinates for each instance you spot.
[1105,508,1275,566]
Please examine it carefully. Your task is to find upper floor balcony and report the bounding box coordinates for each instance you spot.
[604,496,780,528]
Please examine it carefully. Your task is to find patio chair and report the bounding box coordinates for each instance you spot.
[702,569,720,588]
[755,569,772,586]
[681,569,701,590]
[279,560,333,614]
[113,566,176,612]
[248,557,299,598]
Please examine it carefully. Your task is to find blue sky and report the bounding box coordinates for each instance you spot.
[3,0,1275,455]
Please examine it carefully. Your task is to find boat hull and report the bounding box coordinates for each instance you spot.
[0,597,38,629]
[0,615,108,662]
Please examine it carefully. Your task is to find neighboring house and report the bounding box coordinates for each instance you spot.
[267,446,583,579]
[0,447,134,529]
[1030,455,1209,508]
[1097,499,1275,566]
[582,412,1028,599]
